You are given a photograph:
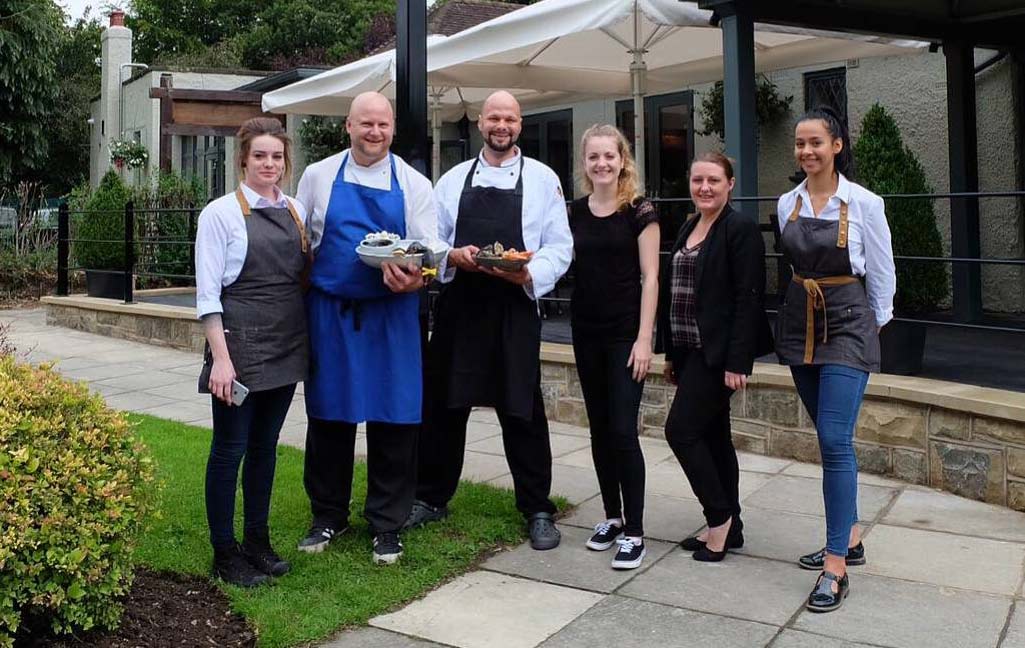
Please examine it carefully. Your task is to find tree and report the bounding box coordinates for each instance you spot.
[0,0,63,186]
[853,103,947,314]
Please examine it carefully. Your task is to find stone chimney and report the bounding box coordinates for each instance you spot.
[97,10,133,179]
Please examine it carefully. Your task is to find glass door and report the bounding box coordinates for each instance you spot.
[521,109,573,196]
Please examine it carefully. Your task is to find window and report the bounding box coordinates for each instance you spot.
[520,109,573,196]
[616,91,694,200]
[178,135,224,200]
[804,67,848,126]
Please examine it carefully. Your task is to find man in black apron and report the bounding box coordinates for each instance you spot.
[407,91,573,550]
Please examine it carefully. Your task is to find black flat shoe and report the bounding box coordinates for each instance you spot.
[806,571,849,613]
[798,542,865,570]
[681,518,745,553]
[528,512,561,551]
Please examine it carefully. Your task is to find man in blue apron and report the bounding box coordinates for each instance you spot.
[294,92,441,565]
[407,91,573,550]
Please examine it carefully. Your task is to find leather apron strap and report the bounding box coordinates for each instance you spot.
[788,194,849,249]
[236,187,308,254]
[792,273,860,364]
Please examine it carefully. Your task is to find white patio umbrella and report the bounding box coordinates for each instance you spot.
[261,36,585,181]
[427,0,923,184]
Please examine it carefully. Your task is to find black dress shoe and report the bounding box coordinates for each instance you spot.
[213,543,270,587]
[242,531,290,577]
[681,517,745,553]
[806,571,849,612]
[528,512,561,551]
[798,542,865,570]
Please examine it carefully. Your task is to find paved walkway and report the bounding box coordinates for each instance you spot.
[5,307,1025,648]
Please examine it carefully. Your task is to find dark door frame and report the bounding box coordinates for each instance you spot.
[616,90,695,196]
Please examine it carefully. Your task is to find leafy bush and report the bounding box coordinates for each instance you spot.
[132,173,206,283]
[74,171,131,271]
[853,104,948,313]
[299,116,350,163]
[698,74,793,139]
[0,249,56,301]
[0,357,157,646]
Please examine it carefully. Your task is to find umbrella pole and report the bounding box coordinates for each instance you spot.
[630,2,647,189]
[431,93,442,183]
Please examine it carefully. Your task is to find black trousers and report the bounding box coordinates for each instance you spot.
[207,383,295,549]
[664,348,739,527]
[416,376,557,517]
[303,417,418,534]
[572,330,646,537]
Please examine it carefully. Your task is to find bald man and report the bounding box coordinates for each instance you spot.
[407,91,572,550]
[295,92,443,565]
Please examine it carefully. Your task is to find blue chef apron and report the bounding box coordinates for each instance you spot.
[305,152,421,423]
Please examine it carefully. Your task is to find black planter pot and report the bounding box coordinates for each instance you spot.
[85,269,130,300]
[879,319,927,376]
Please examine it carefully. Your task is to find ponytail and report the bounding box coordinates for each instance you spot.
[798,106,855,181]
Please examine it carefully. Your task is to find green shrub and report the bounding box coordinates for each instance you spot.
[698,74,793,140]
[74,170,131,271]
[853,104,948,313]
[0,357,157,647]
[0,249,56,300]
[132,173,206,284]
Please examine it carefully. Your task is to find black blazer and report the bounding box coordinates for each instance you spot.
[655,203,774,374]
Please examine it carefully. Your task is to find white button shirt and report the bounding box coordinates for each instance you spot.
[434,148,572,300]
[194,183,306,318]
[777,173,896,327]
[296,149,442,255]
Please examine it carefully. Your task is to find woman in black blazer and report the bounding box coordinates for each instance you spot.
[655,151,773,561]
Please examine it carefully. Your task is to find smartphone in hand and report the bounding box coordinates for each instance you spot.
[230,380,250,406]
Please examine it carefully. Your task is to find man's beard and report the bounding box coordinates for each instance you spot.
[486,131,517,153]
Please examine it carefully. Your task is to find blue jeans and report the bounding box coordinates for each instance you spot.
[206,383,295,548]
[790,364,869,557]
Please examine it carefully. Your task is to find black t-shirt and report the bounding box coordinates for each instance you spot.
[569,196,659,339]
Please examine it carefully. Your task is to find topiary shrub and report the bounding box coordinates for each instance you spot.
[0,357,157,647]
[853,103,948,313]
[74,170,131,271]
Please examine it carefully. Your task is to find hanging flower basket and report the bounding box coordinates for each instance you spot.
[109,139,149,170]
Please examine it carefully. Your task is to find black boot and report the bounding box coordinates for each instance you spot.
[242,529,290,577]
[213,543,270,587]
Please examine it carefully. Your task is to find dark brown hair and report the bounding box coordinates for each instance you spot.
[690,150,735,180]
[235,117,292,184]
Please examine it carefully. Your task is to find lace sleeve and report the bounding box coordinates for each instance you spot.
[632,199,659,236]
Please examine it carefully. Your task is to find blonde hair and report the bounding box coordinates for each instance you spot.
[578,124,641,212]
[235,117,293,184]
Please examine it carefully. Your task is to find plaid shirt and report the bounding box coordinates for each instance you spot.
[670,243,702,349]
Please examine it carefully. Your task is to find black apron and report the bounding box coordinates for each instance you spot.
[429,158,541,419]
[776,195,880,372]
[200,189,309,392]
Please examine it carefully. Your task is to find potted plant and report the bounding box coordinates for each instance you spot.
[853,104,948,375]
[75,170,132,298]
[109,139,149,171]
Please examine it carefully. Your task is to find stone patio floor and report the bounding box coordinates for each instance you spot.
[5,307,1025,648]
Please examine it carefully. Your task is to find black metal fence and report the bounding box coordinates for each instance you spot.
[56,191,1025,337]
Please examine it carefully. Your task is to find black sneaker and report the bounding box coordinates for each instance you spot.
[242,532,290,577]
[798,542,866,570]
[610,537,646,570]
[297,525,346,554]
[372,532,403,565]
[585,520,623,551]
[212,543,270,588]
[403,499,449,530]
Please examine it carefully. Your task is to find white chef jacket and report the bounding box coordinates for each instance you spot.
[777,173,896,327]
[433,147,572,300]
[194,182,306,318]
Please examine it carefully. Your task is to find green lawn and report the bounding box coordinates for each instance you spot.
[130,413,538,648]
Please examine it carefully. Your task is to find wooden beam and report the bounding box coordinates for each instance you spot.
[172,101,271,128]
[158,74,173,173]
[162,124,242,137]
[148,88,265,103]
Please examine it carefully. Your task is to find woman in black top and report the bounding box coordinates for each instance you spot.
[655,151,773,562]
[569,124,659,570]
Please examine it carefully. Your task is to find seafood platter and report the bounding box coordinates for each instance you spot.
[474,241,533,271]
[356,231,448,272]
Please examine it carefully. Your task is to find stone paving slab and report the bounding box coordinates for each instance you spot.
[783,461,907,488]
[462,451,514,483]
[482,525,676,593]
[61,363,149,382]
[139,400,214,425]
[737,452,793,475]
[882,487,1025,543]
[619,551,810,626]
[561,492,706,545]
[143,380,206,402]
[370,570,603,648]
[466,420,504,443]
[861,524,1025,595]
[96,369,192,391]
[791,573,1012,648]
[742,474,898,521]
[320,627,447,648]
[491,463,600,505]
[468,431,591,458]
[1001,602,1025,648]
[538,595,779,647]
[729,507,832,565]
[102,391,179,412]
[770,629,877,648]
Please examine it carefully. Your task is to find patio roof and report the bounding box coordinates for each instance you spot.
[742,0,1025,49]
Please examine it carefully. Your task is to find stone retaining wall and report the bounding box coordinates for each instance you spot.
[45,298,205,353]
[540,346,1025,512]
